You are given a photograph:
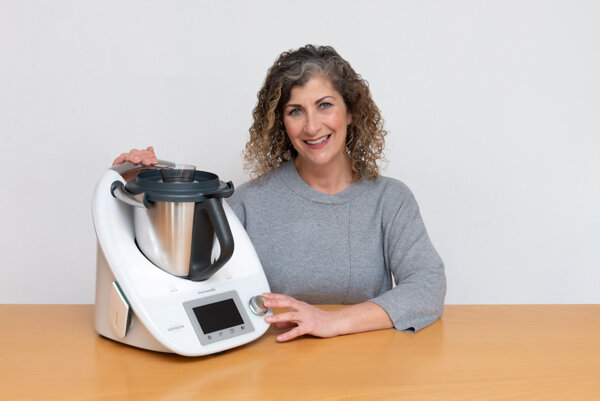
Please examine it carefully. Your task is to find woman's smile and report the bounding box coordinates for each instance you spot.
[305,134,331,148]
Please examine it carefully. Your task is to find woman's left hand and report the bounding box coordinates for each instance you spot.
[262,293,341,342]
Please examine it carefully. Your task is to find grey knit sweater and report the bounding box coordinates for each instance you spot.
[228,161,446,332]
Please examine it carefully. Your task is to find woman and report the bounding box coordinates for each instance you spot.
[114,45,446,342]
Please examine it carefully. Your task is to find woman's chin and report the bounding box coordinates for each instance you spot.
[296,152,350,172]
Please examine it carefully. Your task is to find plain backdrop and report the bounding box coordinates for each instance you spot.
[1,0,599,304]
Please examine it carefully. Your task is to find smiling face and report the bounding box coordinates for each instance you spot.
[282,75,353,174]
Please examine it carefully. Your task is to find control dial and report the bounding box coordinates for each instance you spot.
[248,295,268,316]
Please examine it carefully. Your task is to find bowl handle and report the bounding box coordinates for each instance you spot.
[188,197,235,281]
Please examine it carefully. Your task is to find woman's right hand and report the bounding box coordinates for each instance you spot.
[112,146,158,166]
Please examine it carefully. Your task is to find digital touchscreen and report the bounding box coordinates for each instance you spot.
[192,298,244,334]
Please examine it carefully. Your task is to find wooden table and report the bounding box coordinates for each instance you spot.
[1,305,599,400]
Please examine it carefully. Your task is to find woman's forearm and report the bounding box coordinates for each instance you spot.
[330,301,394,336]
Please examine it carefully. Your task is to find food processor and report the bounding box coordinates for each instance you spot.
[92,161,272,356]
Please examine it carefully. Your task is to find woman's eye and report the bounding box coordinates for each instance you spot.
[319,102,332,110]
[288,108,302,116]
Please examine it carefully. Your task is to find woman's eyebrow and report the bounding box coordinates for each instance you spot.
[315,95,335,104]
[285,95,335,109]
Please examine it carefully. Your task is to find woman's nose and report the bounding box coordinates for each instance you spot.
[304,111,320,135]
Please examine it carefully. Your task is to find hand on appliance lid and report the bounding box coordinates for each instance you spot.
[112,146,158,166]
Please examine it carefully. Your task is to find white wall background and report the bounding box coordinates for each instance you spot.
[1,0,598,304]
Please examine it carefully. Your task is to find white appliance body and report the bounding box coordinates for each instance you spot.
[93,169,272,356]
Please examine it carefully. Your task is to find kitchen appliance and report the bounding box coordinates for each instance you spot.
[93,161,271,356]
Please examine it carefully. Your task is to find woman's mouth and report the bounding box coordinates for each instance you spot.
[304,134,331,148]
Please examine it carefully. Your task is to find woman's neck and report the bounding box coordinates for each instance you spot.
[294,156,353,195]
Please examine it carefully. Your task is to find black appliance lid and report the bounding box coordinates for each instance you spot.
[125,170,234,203]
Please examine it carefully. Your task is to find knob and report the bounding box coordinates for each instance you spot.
[248,295,268,316]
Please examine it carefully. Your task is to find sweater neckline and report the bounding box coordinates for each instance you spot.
[278,160,368,204]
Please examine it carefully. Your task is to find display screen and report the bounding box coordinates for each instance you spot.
[192,299,244,334]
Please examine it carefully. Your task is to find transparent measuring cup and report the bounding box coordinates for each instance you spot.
[160,164,196,183]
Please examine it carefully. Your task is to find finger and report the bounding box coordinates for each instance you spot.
[142,146,158,164]
[262,293,301,310]
[128,148,156,165]
[263,298,298,310]
[113,152,138,165]
[112,153,127,166]
[265,311,300,325]
[140,154,156,165]
[128,149,143,164]
[274,322,297,329]
[262,292,288,299]
[276,326,307,342]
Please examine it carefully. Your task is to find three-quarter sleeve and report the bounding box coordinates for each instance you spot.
[369,189,446,332]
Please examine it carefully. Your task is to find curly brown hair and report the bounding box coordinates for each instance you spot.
[244,45,387,181]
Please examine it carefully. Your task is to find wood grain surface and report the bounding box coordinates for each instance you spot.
[1,304,599,400]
